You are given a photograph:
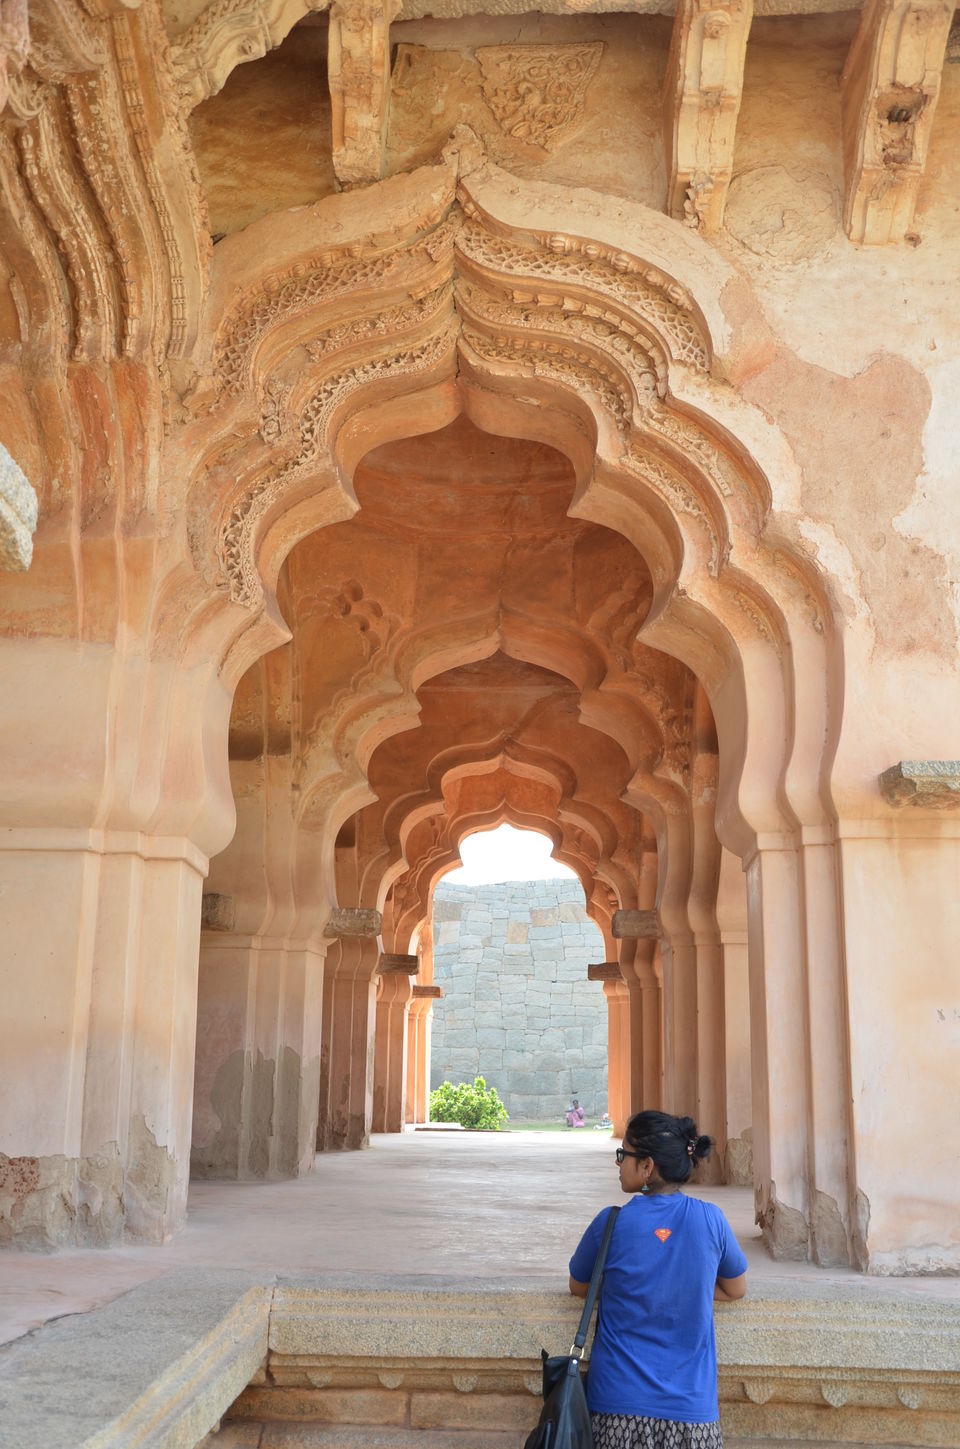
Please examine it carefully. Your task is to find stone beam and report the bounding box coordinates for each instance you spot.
[324,906,382,937]
[170,0,331,111]
[840,0,954,244]
[662,0,753,232]
[612,909,661,940]
[378,952,420,973]
[0,441,38,571]
[588,961,623,981]
[412,984,442,998]
[327,0,398,185]
[879,760,960,808]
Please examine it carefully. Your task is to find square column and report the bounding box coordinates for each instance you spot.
[405,986,440,1125]
[191,928,326,1179]
[0,830,206,1246]
[317,936,381,1149]
[372,964,416,1133]
[745,840,812,1260]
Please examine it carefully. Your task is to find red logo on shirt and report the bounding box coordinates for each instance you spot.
[654,1228,672,1243]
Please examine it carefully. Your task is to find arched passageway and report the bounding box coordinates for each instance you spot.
[9,147,956,1280]
[181,156,846,1264]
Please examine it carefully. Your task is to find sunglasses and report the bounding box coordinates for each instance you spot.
[615,1147,649,1166]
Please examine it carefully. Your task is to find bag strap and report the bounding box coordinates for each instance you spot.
[571,1205,620,1358]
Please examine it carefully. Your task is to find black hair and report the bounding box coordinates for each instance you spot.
[624,1110,713,1183]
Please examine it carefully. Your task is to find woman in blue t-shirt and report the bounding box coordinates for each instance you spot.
[569,1110,747,1449]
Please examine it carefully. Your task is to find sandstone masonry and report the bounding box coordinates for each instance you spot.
[430,879,608,1122]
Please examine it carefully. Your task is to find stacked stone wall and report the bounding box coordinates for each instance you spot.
[430,879,608,1122]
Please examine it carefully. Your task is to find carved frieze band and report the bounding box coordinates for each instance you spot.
[218,321,458,605]
[623,444,729,578]
[455,204,711,371]
[214,215,458,396]
[211,206,724,610]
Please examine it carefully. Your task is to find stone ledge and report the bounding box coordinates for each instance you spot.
[267,1278,960,1373]
[0,1272,270,1449]
[4,1273,960,1448]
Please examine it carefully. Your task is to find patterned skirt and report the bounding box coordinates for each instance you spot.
[591,1414,723,1449]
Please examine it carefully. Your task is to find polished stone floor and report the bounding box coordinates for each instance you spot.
[4,1130,959,1347]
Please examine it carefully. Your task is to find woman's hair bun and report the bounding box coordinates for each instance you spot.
[692,1133,713,1165]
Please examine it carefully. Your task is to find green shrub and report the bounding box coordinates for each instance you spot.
[429,1075,509,1131]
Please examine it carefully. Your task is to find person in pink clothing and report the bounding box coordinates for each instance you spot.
[565,1097,586,1128]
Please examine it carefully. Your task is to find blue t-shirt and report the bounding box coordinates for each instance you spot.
[569,1194,747,1422]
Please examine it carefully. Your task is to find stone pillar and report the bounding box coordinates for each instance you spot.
[191,759,329,1181]
[798,830,852,1267]
[406,986,440,1125]
[716,847,752,1184]
[318,934,381,1149]
[372,958,418,1133]
[836,803,960,1273]
[745,840,812,1260]
[0,637,235,1247]
[191,930,326,1179]
[597,974,630,1136]
[0,830,206,1246]
[688,746,725,1183]
[617,938,662,1115]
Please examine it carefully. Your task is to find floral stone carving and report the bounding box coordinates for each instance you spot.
[476,42,602,149]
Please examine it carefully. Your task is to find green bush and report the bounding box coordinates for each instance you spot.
[429,1075,509,1131]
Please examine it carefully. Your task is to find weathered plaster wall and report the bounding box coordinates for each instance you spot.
[430,880,608,1121]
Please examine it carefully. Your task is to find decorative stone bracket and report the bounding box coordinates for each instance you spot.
[377,951,419,973]
[588,961,623,980]
[840,0,955,244]
[0,441,38,571]
[612,909,661,939]
[662,0,753,233]
[324,906,382,936]
[879,760,960,808]
[201,891,236,930]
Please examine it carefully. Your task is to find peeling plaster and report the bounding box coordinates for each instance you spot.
[0,1145,124,1248]
[758,1179,810,1261]
[810,1188,849,1268]
[895,356,960,639]
[125,1115,178,1242]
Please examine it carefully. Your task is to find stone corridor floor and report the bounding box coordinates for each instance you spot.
[4,1130,960,1348]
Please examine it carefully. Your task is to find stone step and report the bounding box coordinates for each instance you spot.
[209,1428,890,1449]
[209,1429,525,1447]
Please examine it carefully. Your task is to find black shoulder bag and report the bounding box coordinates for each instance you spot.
[523,1205,620,1449]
